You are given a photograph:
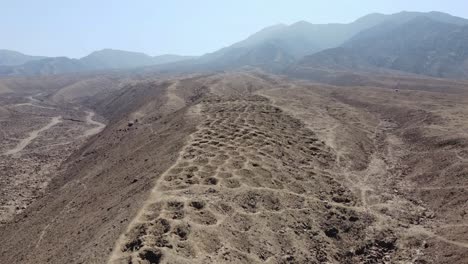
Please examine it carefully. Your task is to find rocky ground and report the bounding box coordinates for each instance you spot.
[0,92,105,224]
[0,71,467,263]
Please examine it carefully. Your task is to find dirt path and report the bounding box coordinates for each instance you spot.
[165,81,184,112]
[399,185,468,190]
[82,111,106,137]
[2,110,105,155]
[27,95,41,103]
[10,103,55,110]
[3,116,62,155]
[7,94,55,110]
[408,226,468,249]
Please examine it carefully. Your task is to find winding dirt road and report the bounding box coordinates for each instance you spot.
[9,94,55,110]
[11,103,55,110]
[3,116,62,155]
[3,109,105,157]
[82,111,106,137]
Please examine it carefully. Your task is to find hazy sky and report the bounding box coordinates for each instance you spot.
[2,0,468,58]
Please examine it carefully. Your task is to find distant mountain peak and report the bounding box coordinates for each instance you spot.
[263,23,288,30]
[290,20,312,26]
[87,49,148,56]
[352,13,386,23]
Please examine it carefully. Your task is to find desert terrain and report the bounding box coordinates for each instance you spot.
[0,89,106,224]
[0,70,466,263]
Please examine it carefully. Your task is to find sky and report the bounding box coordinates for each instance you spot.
[1,0,468,58]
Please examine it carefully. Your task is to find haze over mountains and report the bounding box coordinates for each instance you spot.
[2,11,468,79]
[0,50,46,66]
[198,11,468,68]
[298,15,468,78]
[0,49,195,75]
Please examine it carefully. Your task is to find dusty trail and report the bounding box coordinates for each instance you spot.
[10,103,55,110]
[408,226,468,249]
[399,185,468,190]
[8,94,55,110]
[27,95,41,103]
[3,116,62,155]
[164,81,185,113]
[30,110,106,149]
[82,111,106,137]
[455,151,468,163]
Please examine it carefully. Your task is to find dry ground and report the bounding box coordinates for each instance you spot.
[0,71,467,263]
[0,91,106,224]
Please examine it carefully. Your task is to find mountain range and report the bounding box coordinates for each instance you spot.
[2,11,468,79]
[0,49,195,76]
[297,15,468,78]
[197,11,468,68]
[0,50,46,66]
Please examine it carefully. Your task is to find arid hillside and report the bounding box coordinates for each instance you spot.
[0,71,467,263]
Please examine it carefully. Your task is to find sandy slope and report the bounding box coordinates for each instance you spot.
[0,72,467,263]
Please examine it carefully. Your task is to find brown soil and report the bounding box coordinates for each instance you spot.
[0,71,467,263]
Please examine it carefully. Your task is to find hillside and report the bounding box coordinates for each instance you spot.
[1,72,468,263]
[80,49,157,70]
[197,11,468,69]
[153,54,197,65]
[0,57,86,76]
[81,49,195,70]
[297,16,468,78]
[0,50,46,66]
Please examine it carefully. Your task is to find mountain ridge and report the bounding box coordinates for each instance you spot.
[194,11,468,72]
[0,49,197,76]
[2,11,468,77]
[0,50,47,66]
[297,16,468,78]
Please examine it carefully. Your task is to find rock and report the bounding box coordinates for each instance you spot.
[138,248,163,264]
[324,227,339,238]
[424,211,435,219]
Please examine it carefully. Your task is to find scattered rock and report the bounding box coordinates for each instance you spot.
[324,227,339,238]
[138,248,163,264]
[189,201,205,210]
